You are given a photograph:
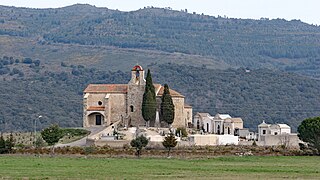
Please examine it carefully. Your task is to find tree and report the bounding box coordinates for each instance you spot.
[41,124,63,154]
[142,69,156,126]
[0,134,6,154]
[162,133,177,157]
[297,117,320,154]
[6,132,15,153]
[0,133,15,154]
[160,84,175,126]
[176,127,188,137]
[130,135,149,158]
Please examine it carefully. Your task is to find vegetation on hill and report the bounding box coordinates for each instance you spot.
[0,56,320,132]
[0,5,320,78]
[151,63,320,131]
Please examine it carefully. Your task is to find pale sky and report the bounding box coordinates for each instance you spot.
[1,0,319,25]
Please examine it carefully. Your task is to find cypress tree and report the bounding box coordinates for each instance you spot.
[142,69,156,123]
[160,84,175,125]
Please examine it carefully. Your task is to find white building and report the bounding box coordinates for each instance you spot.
[193,112,243,135]
[257,121,300,147]
[258,121,291,140]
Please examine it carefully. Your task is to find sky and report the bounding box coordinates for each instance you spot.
[0,0,319,25]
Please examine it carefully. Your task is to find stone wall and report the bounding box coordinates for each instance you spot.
[171,97,185,128]
[258,134,301,147]
[127,84,145,127]
[86,93,106,107]
[108,93,127,125]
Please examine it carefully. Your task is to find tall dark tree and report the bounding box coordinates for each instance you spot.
[160,84,175,126]
[142,69,156,124]
[298,117,320,154]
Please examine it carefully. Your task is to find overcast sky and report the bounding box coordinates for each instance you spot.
[1,0,319,25]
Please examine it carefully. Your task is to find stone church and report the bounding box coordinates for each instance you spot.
[83,65,192,128]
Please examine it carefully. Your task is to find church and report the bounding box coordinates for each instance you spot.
[83,65,192,128]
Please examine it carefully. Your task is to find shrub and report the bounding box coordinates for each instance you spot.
[176,127,188,137]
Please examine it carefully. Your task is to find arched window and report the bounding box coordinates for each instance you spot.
[130,105,134,112]
[207,123,209,133]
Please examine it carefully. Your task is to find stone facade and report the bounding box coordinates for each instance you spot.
[83,65,192,128]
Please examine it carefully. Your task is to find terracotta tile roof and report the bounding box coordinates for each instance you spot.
[87,106,105,111]
[156,85,184,98]
[84,83,184,97]
[84,84,127,93]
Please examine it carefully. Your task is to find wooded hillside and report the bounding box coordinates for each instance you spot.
[0,58,319,132]
[0,4,320,77]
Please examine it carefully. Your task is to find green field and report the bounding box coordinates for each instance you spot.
[0,156,319,179]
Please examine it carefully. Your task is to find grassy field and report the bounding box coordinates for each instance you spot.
[0,156,319,179]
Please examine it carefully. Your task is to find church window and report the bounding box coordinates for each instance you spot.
[130,105,134,112]
[263,130,266,134]
[98,101,102,106]
[136,70,140,78]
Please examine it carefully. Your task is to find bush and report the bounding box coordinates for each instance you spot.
[22,58,33,64]
[176,127,188,137]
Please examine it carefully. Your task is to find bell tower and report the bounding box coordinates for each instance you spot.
[129,65,145,85]
[127,65,146,127]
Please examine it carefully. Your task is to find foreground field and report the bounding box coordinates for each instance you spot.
[0,156,319,179]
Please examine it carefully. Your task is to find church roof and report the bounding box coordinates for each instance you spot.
[155,84,184,98]
[84,84,184,98]
[84,84,127,93]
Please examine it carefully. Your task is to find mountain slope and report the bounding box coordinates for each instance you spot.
[0,5,320,77]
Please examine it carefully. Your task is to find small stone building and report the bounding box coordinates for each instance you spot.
[83,65,192,128]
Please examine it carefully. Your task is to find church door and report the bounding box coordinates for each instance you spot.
[96,115,102,125]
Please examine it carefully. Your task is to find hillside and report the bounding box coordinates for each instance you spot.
[0,4,320,78]
[0,59,319,132]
